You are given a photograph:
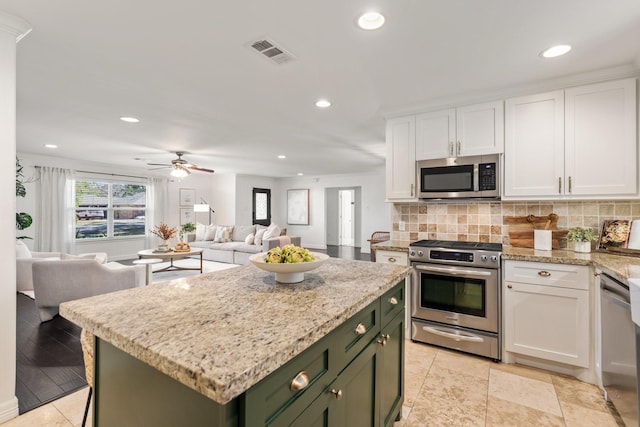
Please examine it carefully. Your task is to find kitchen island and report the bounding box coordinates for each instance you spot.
[60,257,410,426]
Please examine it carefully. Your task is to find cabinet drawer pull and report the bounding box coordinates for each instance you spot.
[290,371,310,392]
[538,270,551,277]
[331,388,343,400]
[568,176,572,193]
[354,323,367,335]
[377,333,391,346]
[449,141,454,156]
[456,141,461,156]
[387,257,397,263]
[558,177,562,194]
[388,296,398,305]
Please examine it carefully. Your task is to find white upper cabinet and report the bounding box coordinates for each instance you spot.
[565,79,637,196]
[504,91,565,197]
[415,109,456,159]
[386,116,417,201]
[504,78,637,199]
[415,101,504,160]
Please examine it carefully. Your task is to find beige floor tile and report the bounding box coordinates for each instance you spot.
[561,401,619,427]
[0,405,73,427]
[404,363,428,407]
[415,364,488,425]
[486,396,565,427]
[430,349,491,380]
[491,362,554,384]
[552,374,610,413]
[489,368,562,417]
[404,400,485,427]
[52,388,90,426]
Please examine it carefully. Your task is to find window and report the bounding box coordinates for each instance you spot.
[75,179,147,240]
[252,188,271,226]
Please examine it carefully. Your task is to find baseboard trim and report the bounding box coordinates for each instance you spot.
[0,396,19,424]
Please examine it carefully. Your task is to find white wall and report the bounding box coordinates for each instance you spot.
[274,167,390,252]
[1,11,31,423]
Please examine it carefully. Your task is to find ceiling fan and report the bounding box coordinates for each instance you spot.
[147,152,214,177]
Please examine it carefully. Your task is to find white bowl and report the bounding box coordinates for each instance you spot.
[248,252,330,283]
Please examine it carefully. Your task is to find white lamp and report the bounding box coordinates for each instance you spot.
[194,201,214,224]
[171,167,189,178]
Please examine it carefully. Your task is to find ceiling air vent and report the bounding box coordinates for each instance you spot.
[249,38,296,65]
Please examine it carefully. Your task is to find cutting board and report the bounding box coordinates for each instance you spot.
[505,214,568,249]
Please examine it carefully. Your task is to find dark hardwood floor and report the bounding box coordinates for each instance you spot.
[15,293,86,414]
[14,245,369,414]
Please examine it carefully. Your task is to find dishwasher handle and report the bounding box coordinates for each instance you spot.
[601,287,631,310]
[601,275,630,304]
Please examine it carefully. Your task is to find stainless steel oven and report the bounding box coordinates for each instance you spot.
[409,240,502,361]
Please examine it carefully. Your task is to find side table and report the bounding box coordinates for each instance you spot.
[133,258,163,285]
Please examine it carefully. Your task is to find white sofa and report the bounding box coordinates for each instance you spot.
[15,240,108,292]
[33,259,145,322]
[186,224,301,265]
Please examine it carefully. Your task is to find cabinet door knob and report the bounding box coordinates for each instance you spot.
[331,389,343,400]
[377,333,390,346]
[507,284,513,289]
[389,296,399,305]
[388,257,397,263]
[538,271,551,277]
[290,371,310,392]
[354,323,367,335]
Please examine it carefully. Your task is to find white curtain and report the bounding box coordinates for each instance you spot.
[146,177,169,247]
[36,167,73,252]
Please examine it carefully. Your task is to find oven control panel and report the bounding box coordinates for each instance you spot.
[430,250,474,262]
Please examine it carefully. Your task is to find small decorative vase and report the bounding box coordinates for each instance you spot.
[574,241,591,253]
[158,240,170,251]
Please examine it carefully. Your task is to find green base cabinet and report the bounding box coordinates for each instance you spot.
[93,280,405,427]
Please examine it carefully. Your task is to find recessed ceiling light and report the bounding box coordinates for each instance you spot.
[540,45,571,58]
[357,12,385,30]
[120,116,140,123]
[315,99,332,108]
[297,173,304,176]
[44,144,57,149]
[278,155,286,159]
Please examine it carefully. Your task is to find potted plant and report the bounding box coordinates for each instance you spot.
[567,227,598,253]
[180,222,196,241]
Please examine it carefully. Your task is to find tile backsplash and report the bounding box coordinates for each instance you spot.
[391,200,640,245]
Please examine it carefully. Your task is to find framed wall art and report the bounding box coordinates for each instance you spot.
[179,188,195,206]
[598,219,631,250]
[287,189,309,225]
[180,207,195,225]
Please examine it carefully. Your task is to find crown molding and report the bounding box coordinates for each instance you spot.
[0,10,32,42]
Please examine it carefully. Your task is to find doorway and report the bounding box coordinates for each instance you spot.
[325,187,361,250]
[339,189,355,246]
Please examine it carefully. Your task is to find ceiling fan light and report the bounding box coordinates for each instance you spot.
[171,167,189,178]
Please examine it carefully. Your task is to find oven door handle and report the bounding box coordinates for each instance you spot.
[414,264,493,277]
[422,326,485,343]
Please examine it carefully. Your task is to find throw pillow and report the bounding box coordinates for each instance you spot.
[245,233,255,245]
[213,226,226,243]
[223,227,231,243]
[263,223,281,240]
[232,225,256,242]
[15,240,32,259]
[254,227,267,245]
[204,224,217,241]
[195,223,206,241]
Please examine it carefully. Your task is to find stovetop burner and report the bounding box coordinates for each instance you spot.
[410,239,502,252]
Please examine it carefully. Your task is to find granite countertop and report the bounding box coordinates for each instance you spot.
[371,240,411,252]
[60,258,411,405]
[502,246,640,282]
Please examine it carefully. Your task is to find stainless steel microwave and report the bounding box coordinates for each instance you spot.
[417,154,500,199]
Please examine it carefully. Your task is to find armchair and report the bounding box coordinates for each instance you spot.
[16,240,107,292]
[32,259,145,322]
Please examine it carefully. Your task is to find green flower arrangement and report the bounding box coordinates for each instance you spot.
[566,227,598,243]
[265,244,315,263]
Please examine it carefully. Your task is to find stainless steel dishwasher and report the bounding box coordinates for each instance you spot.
[601,273,639,426]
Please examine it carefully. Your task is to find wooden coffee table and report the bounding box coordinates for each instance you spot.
[137,248,204,274]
